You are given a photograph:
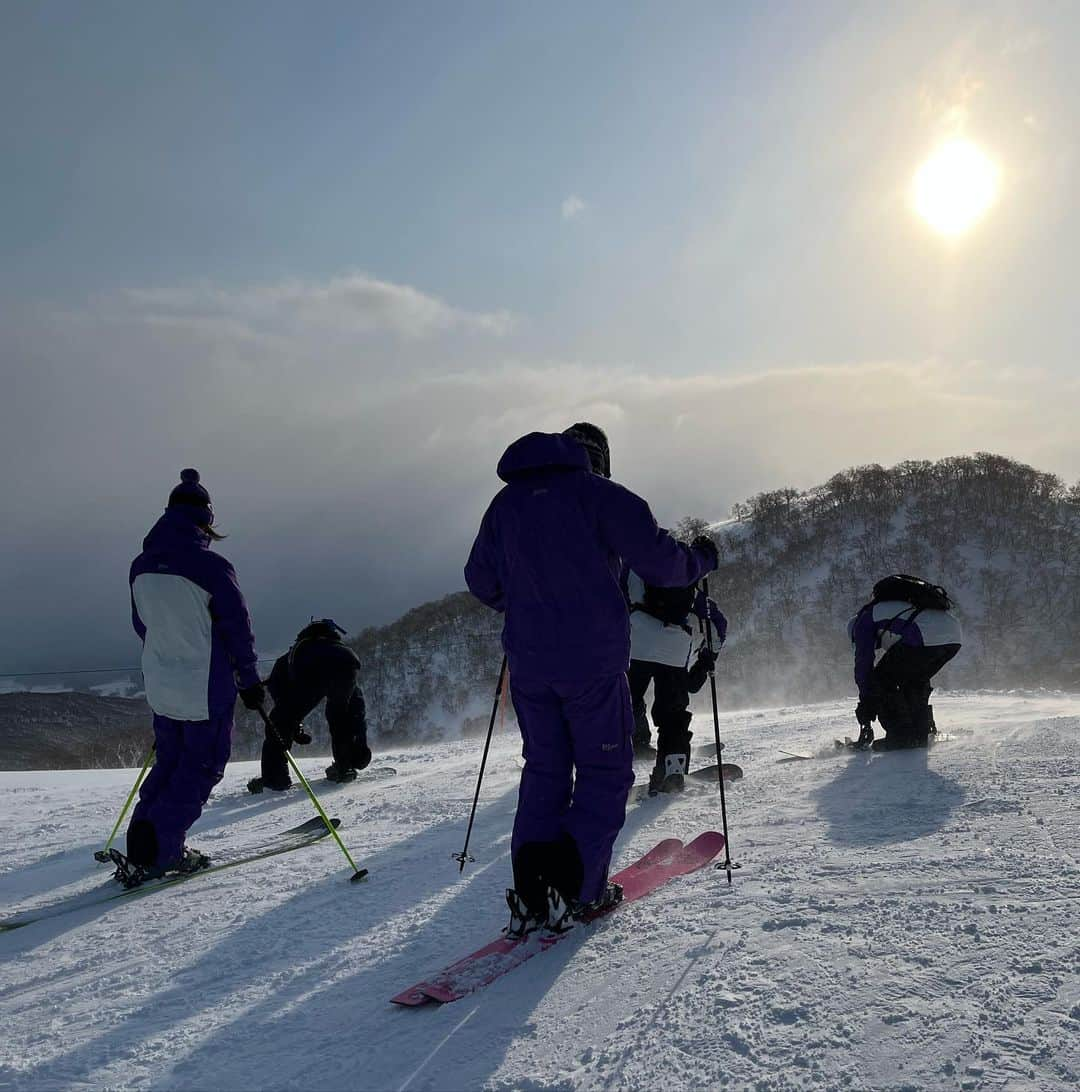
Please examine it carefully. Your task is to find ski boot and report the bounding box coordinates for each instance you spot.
[325,763,358,783]
[543,886,575,934]
[572,881,624,921]
[176,846,211,874]
[504,888,547,939]
[108,846,209,888]
[648,752,688,795]
[632,733,657,759]
[108,848,150,889]
[247,776,292,794]
[852,724,876,751]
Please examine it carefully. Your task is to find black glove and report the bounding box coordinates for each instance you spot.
[696,647,718,673]
[238,681,267,711]
[855,698,878,726]
[266,714,309,750]
[691,534,719,572]
[686,647,717,694]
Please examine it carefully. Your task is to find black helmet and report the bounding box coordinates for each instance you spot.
[294,618,347,644]
[564,421,611,478]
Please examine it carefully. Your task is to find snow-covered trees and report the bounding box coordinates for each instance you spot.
[703,453,1080,706]
[340,453,1080,743]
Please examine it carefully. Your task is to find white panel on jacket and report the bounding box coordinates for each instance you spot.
[133,572,213,720]
[872,601,963,650]
[627,570,698,668]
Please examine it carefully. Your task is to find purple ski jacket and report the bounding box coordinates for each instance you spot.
[848,600,964,697]
[465,432,717,681]
[130,508,260,721]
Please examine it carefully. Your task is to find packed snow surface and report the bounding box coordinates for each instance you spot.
[1,693,1078,1090]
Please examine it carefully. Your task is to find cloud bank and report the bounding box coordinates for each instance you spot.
[3,274,1075,672]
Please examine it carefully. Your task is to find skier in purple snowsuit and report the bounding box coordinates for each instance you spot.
[465,423,718,933]
[121,469,264,882]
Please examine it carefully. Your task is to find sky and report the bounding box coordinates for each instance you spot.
[2,0,1079,672]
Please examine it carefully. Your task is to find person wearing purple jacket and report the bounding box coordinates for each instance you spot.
[464,423,718,935]
[116,469,264,885]
[847,575,962,751]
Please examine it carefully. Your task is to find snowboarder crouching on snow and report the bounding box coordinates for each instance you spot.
[247,618,372,793]
[464,422,718,937]
[119,469,264,885]
[848,574,962,751]
[626,569,727,793]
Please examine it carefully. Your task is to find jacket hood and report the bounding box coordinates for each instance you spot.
[497,432,591,482]
[143,507,211,553]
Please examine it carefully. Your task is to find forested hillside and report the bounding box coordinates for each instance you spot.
[705,453,1080,707]
[349,593,502,744]
[349,453,1080,741]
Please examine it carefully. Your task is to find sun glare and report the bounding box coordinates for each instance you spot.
[911,139,1000,237]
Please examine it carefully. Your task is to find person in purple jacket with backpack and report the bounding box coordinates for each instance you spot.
[465,423,718,936]
[113,469,264,886]
[848,574,962,751]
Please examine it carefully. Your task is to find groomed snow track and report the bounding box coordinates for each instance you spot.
[1,693,1078,1090]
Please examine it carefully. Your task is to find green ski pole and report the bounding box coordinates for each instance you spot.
[257,706,368,883]
[94,743,155,862]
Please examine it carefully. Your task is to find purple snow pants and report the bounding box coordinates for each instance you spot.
[510,672,635,903]
[127,712,232,867]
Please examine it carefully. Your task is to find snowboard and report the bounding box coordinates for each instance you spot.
[834,733,955,752]
[1,816,347,934]
[391,830,726,1007]
[835,736,871,751]
[629,762,743,803]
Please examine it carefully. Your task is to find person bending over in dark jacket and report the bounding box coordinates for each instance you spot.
[247,618,372,793]
[465,422,718,936]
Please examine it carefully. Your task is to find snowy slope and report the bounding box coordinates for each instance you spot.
[1,694,1078,1091]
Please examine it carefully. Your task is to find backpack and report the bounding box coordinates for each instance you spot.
[288,618,350,679]
[872,574,952,612]
[638,582,698,627]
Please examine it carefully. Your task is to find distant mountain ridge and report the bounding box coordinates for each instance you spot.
[5,453,1078,768]
[0,692,153,770]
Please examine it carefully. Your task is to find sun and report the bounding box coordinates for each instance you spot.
[911,139,1000,237]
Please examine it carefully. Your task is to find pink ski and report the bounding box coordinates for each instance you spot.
[391,831,725,1007]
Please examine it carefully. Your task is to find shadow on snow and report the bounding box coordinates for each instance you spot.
[810,747,964,848]
[12,773,685,1091]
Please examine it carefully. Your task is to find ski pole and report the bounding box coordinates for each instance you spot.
[452,654,507,872]
[702,576,736,884]
[257,706,368,883]
[94,743,156,863]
